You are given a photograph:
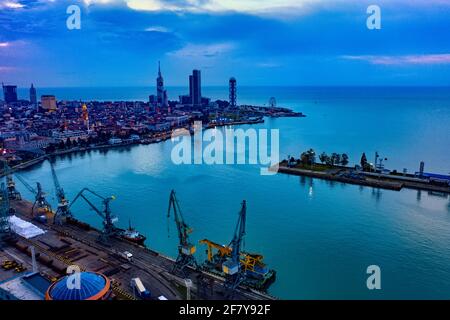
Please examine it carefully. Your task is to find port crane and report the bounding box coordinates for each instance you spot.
[0,182,11,245]
[222,200,247,297]
[167,190,198,275]
[69,188,117,242]
[14,174,52,217]
[199,239,232,264]
[200,238,268,277]
[1,161,21,201]
[199,200,275,292]
[6,175,21,201]
[49,161,72,224]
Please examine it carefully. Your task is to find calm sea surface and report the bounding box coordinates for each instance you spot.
[15,86,450,299]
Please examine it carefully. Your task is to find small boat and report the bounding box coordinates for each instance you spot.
[117,219,147,246]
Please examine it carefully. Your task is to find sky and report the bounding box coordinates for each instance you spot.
[1,0,450,87]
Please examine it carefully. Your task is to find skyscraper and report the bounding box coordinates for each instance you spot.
[156,61,168,108]
[229,77,237,108]
[2,84,17,103]
[30,83,37,105]
[189,69,201,107]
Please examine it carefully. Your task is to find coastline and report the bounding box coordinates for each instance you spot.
[2,117,266,175]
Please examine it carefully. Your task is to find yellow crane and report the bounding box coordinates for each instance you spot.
[199,239,232,262]
[199,239,266,275]
[198,201,276,291]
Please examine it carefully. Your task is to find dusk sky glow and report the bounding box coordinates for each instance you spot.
[1,0,450,87]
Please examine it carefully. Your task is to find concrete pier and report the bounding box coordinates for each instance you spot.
[274,162,450,194]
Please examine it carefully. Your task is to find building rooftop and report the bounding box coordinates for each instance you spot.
[46,271,110,300]
[0,272,51,300]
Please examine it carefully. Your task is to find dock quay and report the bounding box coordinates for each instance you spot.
[273,162,450,194]
[0,199,276,300]
[206,117,265,129]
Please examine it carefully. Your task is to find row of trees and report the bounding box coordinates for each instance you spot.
[295,149,350,167]
[319,152,349,166]
[294,149,376,170]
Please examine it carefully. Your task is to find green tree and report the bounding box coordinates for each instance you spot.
[360,152,367,166]
[307,148,316,165]
[300,148,316,166]
[300,152,309,165]
[341,153,349,166]
[319,152,327,164]
[360,152,369,171]
[330,153,340,166]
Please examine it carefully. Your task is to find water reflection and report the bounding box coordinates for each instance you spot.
[299,175,306,186]
[117,146,132,153]
[359,185,364,194]
[325,179,336,188]
[308,178,314,198]
[371,187,382,203]
[427,190,449,199]
[298,176,314,198]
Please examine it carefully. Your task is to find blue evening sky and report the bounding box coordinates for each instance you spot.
[1,0,450,87]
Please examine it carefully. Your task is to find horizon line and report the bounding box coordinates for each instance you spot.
[11,84,450,89]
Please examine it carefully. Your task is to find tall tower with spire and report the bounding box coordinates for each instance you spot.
[29,83,37,105]
[156,61,165,107]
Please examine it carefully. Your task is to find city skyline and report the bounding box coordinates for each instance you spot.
[1,0,450,306]
[1,0,450,87]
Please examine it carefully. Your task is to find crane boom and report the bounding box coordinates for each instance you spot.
[167,190,191,247]
[1,161,21,200]
[31,182,53,217]
[50,161,64,201]
[69,187,117,240]
[79,193,104,218]
[49,161,72,224]
[14,174,37,195]
[13,171,51,217]
[222,200,247,296]
[199,239,232,262]
[230,200,246,261]
[0,182,11,239]
[167,190,198,275]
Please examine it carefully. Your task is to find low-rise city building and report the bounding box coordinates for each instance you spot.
[40,95,57,112]
[51,130,89,142]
